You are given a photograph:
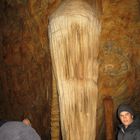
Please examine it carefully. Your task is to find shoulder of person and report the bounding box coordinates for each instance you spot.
[0,120,8,127]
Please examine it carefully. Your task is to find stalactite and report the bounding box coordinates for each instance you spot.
[49,0,101,139]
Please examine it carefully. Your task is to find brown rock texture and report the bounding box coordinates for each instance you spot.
[0,0,52,139]
[0,0,140,140]
[98,0,140,139]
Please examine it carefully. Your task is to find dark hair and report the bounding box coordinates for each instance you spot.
[117,103,134,117]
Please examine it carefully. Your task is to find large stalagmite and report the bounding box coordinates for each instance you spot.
[48,0,101,139]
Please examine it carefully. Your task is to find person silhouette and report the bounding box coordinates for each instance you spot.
[0,121,41,140]
[117,103,140,140]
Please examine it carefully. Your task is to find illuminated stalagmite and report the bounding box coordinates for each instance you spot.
[48,0,101,139]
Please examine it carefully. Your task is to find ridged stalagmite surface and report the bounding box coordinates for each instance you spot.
[49,0,101,139]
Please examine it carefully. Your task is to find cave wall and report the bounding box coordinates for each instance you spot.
[0,0,140,140]
[100,0,140,102]
[0,0,52,139]
[98,0,140,139]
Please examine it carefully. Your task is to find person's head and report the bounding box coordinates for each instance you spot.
[22,118,31,126]
[117,104,134,128]
[0,121,41,140]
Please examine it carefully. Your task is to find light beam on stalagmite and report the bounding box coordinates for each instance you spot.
[48,0,101,139]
